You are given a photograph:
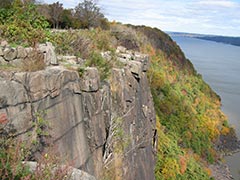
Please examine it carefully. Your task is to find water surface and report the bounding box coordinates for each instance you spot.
[172,36,240,179]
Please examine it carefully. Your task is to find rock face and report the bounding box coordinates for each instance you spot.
[0,42,58,67]
[0,49,156,179]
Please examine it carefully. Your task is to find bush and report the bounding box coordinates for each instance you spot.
[85,52,111,80]
[50,30,92,58]
[0,112,69,180]
[0,0,49,46]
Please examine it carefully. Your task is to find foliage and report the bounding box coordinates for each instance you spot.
[155,120,211,180]
[147,46,227,161]
[74,0,105,29]
[49,28,118,80]
[0,0,49,46]
[49,1,63,29]
[85,51,111,80]
[0,0,14,9]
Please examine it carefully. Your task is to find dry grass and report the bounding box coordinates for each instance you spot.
[20,48,45,72]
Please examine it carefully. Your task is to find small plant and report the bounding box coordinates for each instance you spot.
[0,112,70,180]
[78,66,86,77]
[102,116,130,180]
[85,51,111,80]
[34,111,50,139]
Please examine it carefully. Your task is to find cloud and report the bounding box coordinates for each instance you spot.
[197,0,238,8]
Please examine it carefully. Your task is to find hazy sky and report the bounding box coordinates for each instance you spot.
[43,0,240,36]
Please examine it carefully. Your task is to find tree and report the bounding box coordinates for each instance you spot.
[49,1,63,29]
[74,0,104,29]
[0,0,14,9]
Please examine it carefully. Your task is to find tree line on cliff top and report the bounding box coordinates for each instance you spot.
[0,0,109,30]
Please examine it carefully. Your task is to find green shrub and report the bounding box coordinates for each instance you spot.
[0,0,49,46]
[85,51,111,80]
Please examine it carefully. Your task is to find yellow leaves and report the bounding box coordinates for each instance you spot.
[221,126,230,135]
[148,68,165,90]
[162,158,180,179]
[205,167,212,176]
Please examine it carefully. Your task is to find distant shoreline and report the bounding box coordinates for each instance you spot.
[195,36,240,47]
[168,32,240,47]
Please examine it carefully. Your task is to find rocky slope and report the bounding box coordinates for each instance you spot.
[0,45,156,179]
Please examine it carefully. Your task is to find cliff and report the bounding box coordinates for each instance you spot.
[0,23,233,180]
[0,45,156,179]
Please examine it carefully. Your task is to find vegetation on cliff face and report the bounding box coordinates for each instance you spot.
[124,25,229,179]
[0,1,232,179]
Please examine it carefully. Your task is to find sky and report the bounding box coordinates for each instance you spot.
[43,0,240,36]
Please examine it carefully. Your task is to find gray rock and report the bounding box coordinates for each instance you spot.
[70,167,96,180]
[23,161,96,180]
[0,47,3,56]
[128,60,142,78]
[0,40,8,47]
[80,67,100,92]
[39,42,58,65]
[0,56,7,65]
[118,53,132,60]
[0,81,28,108]
[101,51,112,61]
[116,46,126,53]
[25,47,34,57]
[117,57,128,65]
[11,58,23,66]
[3,47,17,61]
[108,65,156,180]
[6,104,32,138]
[209,162,233,180]
[134,53,149,72]
[17,46,27,58]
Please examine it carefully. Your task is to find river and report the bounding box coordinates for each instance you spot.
[171,36,240,179]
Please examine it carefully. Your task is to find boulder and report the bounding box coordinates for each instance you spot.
[70,167,96,180]
[24,47,34,57]
[116,46,126,53]
[39,42,58,65]
[3,47,17,61]
[0,40,8,47]
[17,46,27,58]
[23,161,96,180]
